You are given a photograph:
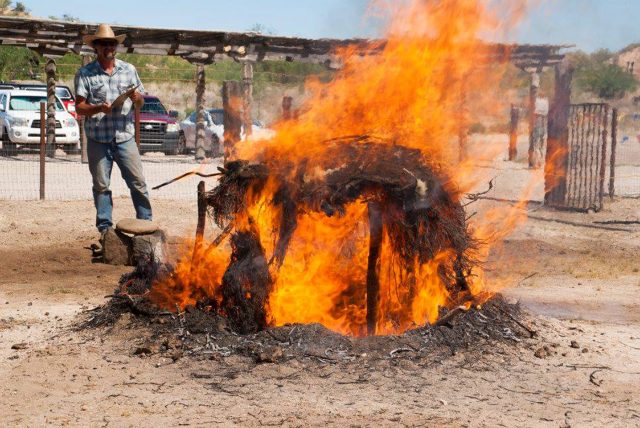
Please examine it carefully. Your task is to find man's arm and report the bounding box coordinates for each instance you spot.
[76,96,111,117]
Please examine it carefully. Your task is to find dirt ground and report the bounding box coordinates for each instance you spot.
[1,196,639,427]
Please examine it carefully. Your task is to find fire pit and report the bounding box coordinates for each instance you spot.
[144,138,491,337]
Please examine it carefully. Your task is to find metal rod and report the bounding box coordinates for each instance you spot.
[39,102,45,200]
[508,104,519,161]
[609,108,618,199]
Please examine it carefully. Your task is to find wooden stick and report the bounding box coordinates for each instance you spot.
[152,170,221,190]
[366,202,383,336]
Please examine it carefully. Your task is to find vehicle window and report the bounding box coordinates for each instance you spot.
[0,95,5,109]
[188,112,197,122]
[141,98,168,115]
[209,110,224,125]
[9,95,64,111]
[55,87,72,99]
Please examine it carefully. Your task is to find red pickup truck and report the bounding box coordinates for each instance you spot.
[138,94,182,155]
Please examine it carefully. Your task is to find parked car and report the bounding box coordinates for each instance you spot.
[178,108,274,155]
[138,94,181,155]
[0,88,80,153]
[0,82,77,118]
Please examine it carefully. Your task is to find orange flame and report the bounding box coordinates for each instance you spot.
[151,0,535,336]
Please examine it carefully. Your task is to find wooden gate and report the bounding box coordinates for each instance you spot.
[546,103,615,212]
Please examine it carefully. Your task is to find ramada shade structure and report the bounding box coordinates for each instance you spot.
[0,15,568,69]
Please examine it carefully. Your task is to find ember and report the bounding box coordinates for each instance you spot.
[145,0,530,337]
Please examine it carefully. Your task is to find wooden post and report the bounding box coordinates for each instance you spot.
[528,71,541,168]
[39,102,45,200]
[366,202,383,336]
[45,58,57,158]
[241,62,253,138]
[222,80,242,161]
[195,180,206,241]
[80,54,91,164]
[191,180,206,272]
[508,104,519,161]
[609,108,618,199]
[282,96,293,120]
[544,59,573,207]
[598,105,609,210]
[194,64,206,161]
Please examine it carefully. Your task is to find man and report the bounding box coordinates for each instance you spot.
[75,24,152,236]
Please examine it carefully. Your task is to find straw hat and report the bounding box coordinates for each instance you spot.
[83,24,126,47]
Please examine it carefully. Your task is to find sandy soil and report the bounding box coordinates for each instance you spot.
[0,196,639,427]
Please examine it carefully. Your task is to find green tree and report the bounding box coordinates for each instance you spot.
[13,1,26,13]
[571,49,637,100]
[0,46,40,80]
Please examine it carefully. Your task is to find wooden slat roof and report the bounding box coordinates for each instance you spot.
[0,15,569,69]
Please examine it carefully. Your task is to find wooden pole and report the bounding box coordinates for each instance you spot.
[191,180,207,274]
[597,105,609,211]
[366,202,383,336]
[609,108,618,199]
[222,80,242,161]
[508,104,519,161]
[528,71,541,168]
[195,180,206,241]
[282,96,293,120]
[194,64,206,161]
[241,62,253,138]
[80,54,91,164]
[39,102,45,200]
[45,58,57,158]
[544,59,573,208]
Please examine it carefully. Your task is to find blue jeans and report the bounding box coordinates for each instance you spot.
[88,137,152,232]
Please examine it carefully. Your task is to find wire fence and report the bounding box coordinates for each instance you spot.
[0,57,639,203]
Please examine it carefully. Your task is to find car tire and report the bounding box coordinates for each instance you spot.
[166,133,186,156]
[1,128,16,155]
[64,143,81,155]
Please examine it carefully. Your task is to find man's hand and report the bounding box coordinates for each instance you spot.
[99,102,112,114]
[130,91,144,108]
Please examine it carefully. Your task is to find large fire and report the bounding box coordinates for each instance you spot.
[150,0,533,336]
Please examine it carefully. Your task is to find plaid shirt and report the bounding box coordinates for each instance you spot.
[75,59,145,143]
